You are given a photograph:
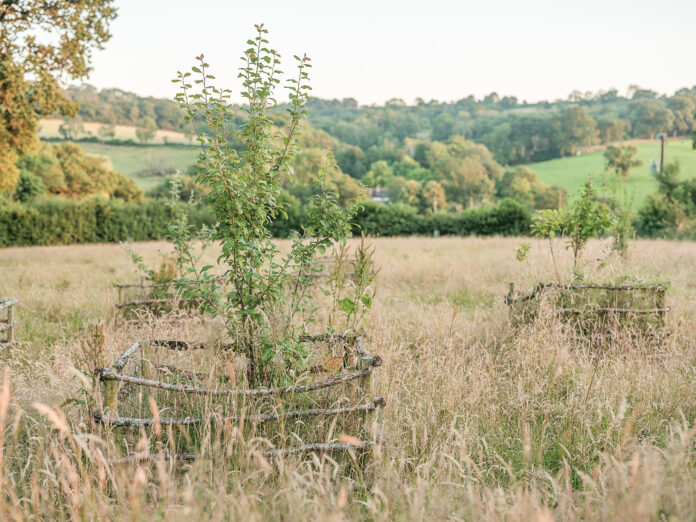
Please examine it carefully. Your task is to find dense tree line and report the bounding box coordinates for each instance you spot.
[64,85,189,132]
[59,85,695,204]
[64,84,696,168]
[307,86,696,171]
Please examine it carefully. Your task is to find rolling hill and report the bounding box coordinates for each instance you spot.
[527,139,696,203]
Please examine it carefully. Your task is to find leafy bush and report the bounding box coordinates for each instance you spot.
[16,142,143,201]
[636,194,686,237]
[15,171,47,202]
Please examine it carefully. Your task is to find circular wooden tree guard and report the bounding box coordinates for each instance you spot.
[95,334,385,462]
[505,281,670,342]
[0,299,18,350]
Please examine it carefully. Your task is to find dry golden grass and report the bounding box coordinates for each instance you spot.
[38,118,191,145]
[0,236,696,520]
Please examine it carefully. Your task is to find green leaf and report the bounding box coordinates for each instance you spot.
[338,298,356,315]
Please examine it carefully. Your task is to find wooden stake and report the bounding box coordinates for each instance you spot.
[141,341,152,405]
[656,288,666,329]
[104,380,118,416]
[359,356,374,438]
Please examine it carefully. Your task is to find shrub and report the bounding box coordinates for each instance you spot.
[635,194,686,237]
[15,171,46,202]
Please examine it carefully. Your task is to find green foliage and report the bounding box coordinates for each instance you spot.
[603,177,635,258]
[564,179,614,268]
[636,161,692,237]
[135,116,157,143]
[530,209,563,280]
[15,171,46,202]
[515,242,530,263]
[526,179,614,279]
[604,145,643,179]
[552,106,599,156]
[16,142,143,201]
[176,26,359,386]
[123,173,216,289]
[654,161,681,200]
[353,199,531,236]
[0,197,214,247]
[0,0,117,192]
[326,236,377,334]
[531,209,563,239]
[497,166,565,209]
[612,200,633,258]
[636,194,686,237]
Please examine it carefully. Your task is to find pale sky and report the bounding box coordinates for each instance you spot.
[87,0,696,106]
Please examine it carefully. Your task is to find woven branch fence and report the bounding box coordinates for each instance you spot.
[114,255,370,316]
[114,275,227,317]
[505,281,670,342]
[94,334,385,461]
[0,299,18,350]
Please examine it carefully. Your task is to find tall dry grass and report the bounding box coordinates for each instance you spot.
[0,236,695,520]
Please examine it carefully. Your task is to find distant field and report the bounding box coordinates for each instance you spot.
[75,142,197,191]
[38,118,190,145]
[527,139,696,203]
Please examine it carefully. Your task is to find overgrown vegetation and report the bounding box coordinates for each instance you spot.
[2,237,696,519]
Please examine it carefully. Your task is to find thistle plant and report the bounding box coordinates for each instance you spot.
[176,25,359,386]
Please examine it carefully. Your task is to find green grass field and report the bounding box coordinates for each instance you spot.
[72,142,198,191]
[527,139,696,203]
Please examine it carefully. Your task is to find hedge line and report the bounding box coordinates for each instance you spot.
[0,197,531,247]
[0,198,214,247]
[351,199,531,237]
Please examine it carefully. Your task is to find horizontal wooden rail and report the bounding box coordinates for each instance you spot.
[507,281,669,306]
[95,397,386,427]
[108,336,365,374]
[0,321,18,333]
[98,359,381,397]
[116,297,205,309]
[115,275,226,289]
[555,307,670,314]
[0,299,18,311]
[544,282,668,291]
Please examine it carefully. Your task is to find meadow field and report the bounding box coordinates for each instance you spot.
[0,236,695,519]
[528,139,696,203]
[76,142,197,191]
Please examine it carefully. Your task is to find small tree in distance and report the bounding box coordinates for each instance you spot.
[604,145,643,179]
[522,178,614,280]
[136,117,157,143]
